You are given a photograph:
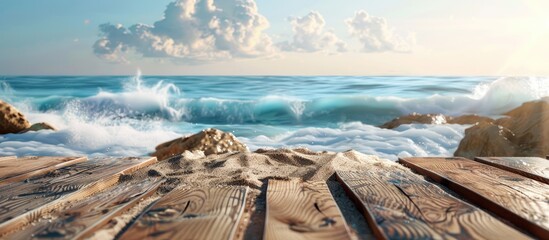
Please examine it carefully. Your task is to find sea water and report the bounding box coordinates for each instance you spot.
[1,74,548,160]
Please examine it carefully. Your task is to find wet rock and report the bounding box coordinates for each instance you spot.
[447,115,494,125]
[380,113,448,129]
[455,99,549,158]
[454,122,516,159]
[380,113,493,129]
[0,100,30,134]
[152,128,249,161]
[26,122,57,132]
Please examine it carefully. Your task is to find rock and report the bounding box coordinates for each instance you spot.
[447,115,494,125]
[455,99,549,158]
[26,122,57,132]
[152,128,249,161]
[0,100,30,134]
[380,113,493,129]
[379,113,448,129]
[454,122,516,159]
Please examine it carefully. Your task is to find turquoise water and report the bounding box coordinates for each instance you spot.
[1,75,547,159]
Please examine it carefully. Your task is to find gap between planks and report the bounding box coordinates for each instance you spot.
[7,178,163,240]
[0,156,158,237]
[474,157,549,184]
[399,157,549,239]
[336,170,529,240]
[0,156,87,186]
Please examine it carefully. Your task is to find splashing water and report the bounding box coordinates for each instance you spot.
[1,75,549,159]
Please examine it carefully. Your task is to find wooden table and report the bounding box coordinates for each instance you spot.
[0,155,546,239]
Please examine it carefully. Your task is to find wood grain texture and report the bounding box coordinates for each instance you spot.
[7,179,161,239]
[264,179,352,240]
[8,178,162,240]
[474,157,549,184]
[0,156,87,185]
[120,186,248,240]
[0,157,157,236]
[400,157,549,239]
[337,171,529,240]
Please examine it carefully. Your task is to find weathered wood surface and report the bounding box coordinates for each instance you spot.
[400,157,549,239]
[337,171,529,240]
[0,157,157,236]
[120,186,248,240]
[7,178,162,240]
[264,179,352,240]
[474,157,549,184]
[0,156,87,185]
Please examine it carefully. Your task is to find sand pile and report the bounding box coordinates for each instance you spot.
[90,148,396,240]
[140,148,379,192]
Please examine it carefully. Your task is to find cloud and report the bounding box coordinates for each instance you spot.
[278,11,347,53]
[93,0,276,63]
[346,10,413,53]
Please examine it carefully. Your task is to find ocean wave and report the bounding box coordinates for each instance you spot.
[0,117,466,160]
[0,111,181,157]
[24,76,549,125]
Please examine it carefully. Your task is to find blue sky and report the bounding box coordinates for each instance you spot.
[1,0,548,75]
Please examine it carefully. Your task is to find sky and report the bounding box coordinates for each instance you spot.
[1,0,549,76]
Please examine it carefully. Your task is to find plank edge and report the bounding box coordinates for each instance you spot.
[473,157,549,184]
[0,156,88,186]
[398,157,548,239]
[335,171,389,240]
[0,156,158,236]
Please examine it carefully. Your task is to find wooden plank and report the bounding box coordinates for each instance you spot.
[264,179,352,240]
[8,178,162,240]
[120,186,248,240]
[0,157,157,236]
[337,171,529,240]
[474,157,549,184]
[0,156,87,185]
[399,157,549,239]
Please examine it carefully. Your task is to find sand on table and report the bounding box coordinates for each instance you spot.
[88,148,411,240]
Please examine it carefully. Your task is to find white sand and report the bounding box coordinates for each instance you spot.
[86,148,405,240]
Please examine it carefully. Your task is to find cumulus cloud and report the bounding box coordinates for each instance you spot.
[278,11,347,53]
[93,0,276,63]
[346,10,413,53]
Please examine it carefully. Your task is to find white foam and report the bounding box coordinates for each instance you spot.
[1,76,547,159]
[0,112,180,157]
[241,122,468,160]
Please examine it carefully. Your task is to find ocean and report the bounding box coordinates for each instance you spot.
[1,74,547,160]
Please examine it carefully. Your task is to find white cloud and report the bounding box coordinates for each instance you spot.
[346,10,413,53]
[93,0,276,63]
[278,11,347,53]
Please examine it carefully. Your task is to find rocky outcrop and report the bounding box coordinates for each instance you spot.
[448,115,495,125]
[25,122,58,132]
[0,100,30,134]
[380,113,493,129]
[1,100,57,134]
[152,128,249,161]
[455,99,549,158]
[454,122,516,158]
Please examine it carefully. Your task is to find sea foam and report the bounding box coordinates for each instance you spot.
[0,75,548,159]
[10,76,549,126]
